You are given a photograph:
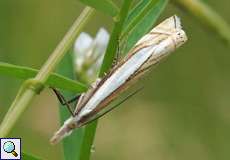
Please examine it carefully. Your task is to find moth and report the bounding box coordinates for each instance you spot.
[50,15,188,144]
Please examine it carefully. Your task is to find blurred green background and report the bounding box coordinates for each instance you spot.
[0,0,230,160]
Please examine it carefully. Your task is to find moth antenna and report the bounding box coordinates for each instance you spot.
[101,86,144,116]
[81,86,144,126]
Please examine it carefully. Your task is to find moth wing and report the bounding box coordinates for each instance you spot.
[77,57,151,126]
[74,56,130,116]
[127,15,181,58]
[78,87,143,127]
[74,78,101,114]
[151,15,182,33]
[75,15,185,123]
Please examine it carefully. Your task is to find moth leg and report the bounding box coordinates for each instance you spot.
[111,37,123,67]
[119,30,131,54]
[117,36,125,61]
[51,87,80,116]
[112,52,119,68]
[51,88,81,105]
[97,86,144,119]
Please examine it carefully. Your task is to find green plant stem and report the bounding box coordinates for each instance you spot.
[35,7,94,83]
[173,0,230,44]
[73,1,133,159]
[70,1,134,159]
[99,0,133,75]
[79,0,119,17]
[0,7,95,137]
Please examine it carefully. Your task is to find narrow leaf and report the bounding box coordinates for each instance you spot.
[56,51,81,160]
[73,1,134,160]
[121,0,158,39]
[22,152,41,160]
[0,62,87,93]
[57,51,97,160]
[99,0,133,75]
[79,0,119,17]
[122,0,169,52]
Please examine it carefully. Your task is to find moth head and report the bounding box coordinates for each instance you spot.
[171,29,188,49]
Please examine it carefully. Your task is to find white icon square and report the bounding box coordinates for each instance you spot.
[0,138,21,160]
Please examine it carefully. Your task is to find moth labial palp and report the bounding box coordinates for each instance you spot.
[50,15,188,144]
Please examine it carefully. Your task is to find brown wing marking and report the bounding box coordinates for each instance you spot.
[77,87,143,127]
[74,79,102,114]
[75,16,179,116]
[77,59,151,125]
[74,43,145,115]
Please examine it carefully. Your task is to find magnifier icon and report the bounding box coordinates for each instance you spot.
[3,141,18,157]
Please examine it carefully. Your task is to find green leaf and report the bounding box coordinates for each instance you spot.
[78,0,133,158]
[56,51,80,160]
[122,0,169,52]
[72,122,97,160]
[79,0,119,17]
[22,152,42,160]
[56,51,97,160]
[121,0,158,39]
[99,0,133,75]
[63,1,133,160]
[55,1,168,160]
[0,62,87,93]
[61,2,133,159]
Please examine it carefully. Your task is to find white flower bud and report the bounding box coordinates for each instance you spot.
[74,28,109,83]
